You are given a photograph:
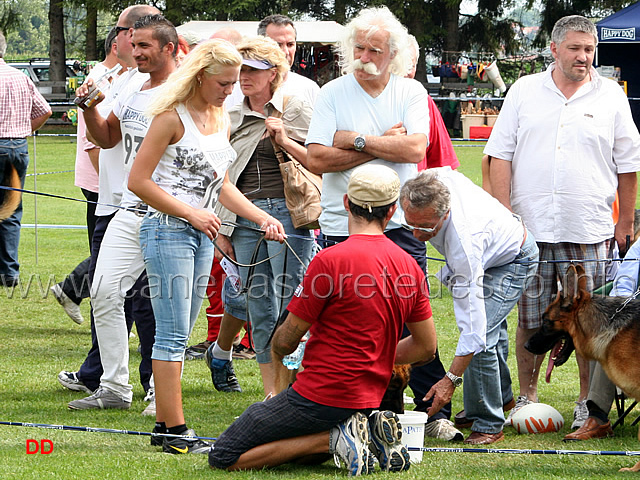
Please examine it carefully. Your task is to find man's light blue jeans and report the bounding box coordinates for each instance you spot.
[463,232,539,433]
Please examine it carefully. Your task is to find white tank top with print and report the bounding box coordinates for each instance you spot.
[151,103,237,211]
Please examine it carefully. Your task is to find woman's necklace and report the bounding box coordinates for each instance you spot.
[190,104,208,129]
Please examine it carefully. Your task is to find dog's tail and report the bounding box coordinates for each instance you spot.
[0,162,21,222]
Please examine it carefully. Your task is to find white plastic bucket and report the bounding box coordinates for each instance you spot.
[397,411,429,463]
[460,114,485,139]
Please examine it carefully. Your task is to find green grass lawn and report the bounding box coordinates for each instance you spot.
[1,136,640,479]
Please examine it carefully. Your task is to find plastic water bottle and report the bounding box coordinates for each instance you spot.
[282,335,308,370]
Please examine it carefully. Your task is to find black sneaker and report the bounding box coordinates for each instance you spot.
[205,344,242,392]
[369,411,410,472]
[151,425,164,447]
[162,429,211,454]
[185,340,212,360]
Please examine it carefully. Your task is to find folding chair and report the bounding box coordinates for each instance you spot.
[613,388,640,429]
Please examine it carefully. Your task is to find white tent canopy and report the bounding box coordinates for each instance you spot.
[177,20,345,45]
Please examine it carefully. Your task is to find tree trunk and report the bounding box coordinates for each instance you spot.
[334,0,346,24]
[85,3,98,61]
[48,0,66,94]
[406,15,426,84]
[444,0,461,53]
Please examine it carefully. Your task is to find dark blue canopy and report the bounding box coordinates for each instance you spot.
[597,1,640,43]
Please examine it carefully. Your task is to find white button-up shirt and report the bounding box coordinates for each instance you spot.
[611,240,640,297]
[484,64,640,244]
[428,167,524,356]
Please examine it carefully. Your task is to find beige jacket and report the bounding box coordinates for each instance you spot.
[216,88,313,236]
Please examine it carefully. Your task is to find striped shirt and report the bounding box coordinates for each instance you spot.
[0,59,51,138]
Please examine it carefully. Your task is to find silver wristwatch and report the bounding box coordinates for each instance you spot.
[445,371,463,388]
[354,134,366,152]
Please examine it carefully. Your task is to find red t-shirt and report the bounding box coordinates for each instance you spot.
[287,234,432,409]
[417,95,460,170]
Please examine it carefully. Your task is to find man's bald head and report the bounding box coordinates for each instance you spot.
[210,27,242,46]
[119,4,161,28]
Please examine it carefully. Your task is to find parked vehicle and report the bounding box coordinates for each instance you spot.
[6,58,87,96]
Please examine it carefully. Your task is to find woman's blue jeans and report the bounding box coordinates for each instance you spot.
[230,198,313,364]
[140,213,214,362]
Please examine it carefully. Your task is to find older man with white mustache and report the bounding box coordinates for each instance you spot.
[305,5,463,443]
[306,5,429,248]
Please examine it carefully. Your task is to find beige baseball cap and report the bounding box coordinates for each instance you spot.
[347,164,400,212]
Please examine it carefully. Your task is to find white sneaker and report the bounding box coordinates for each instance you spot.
[368,410,410,472]
[330,412,371,476]
[68,387,131,410]
[571,400,589,429]
[424,418,464,441]
[142,398,156,416]
[142,388,156,416]
[504,396,533,426]
[50,284,84,325]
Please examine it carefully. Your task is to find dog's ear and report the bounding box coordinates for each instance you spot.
[574,264,589,294]
[561,265,580,308]
[561,264,591,308]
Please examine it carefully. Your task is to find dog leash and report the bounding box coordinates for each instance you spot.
[609,263,640,321]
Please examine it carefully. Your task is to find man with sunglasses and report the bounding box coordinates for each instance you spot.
[399,167,539,445]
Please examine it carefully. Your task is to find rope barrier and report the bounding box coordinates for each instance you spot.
[0,420,217,442]
[410,446,640,456]
[3,420,640,458]
[25,169,74,177]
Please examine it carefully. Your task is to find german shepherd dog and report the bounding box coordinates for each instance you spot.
[0,162,21,221]
[525,264,640,472]
[379,364,411,414]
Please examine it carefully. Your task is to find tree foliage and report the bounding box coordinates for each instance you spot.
[533,0,636,46]
[101,0,283,26]
[458,0,523,55]
[0,0,21,34]
[3,0,639,67]
[1,0,49,58]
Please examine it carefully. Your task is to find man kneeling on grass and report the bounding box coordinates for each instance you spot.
[208,164,437,475]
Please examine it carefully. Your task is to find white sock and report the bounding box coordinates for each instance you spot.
[212,342,232,361]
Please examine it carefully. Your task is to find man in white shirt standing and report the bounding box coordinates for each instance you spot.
[57,4,159,405]
[484,15,640,433]
[400,167,539,445]
[258,14,320,106]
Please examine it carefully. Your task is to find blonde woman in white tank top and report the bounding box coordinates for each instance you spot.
[129,39,285,454]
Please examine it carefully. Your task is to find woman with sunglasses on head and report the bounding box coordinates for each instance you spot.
[128,39,285,455]
[206,36,314,398]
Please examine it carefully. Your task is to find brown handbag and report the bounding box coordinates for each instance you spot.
[269,98,322,230]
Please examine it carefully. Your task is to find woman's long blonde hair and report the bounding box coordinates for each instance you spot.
[147,39,242,120]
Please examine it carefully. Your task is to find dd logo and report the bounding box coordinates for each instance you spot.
[26,439,54,454]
